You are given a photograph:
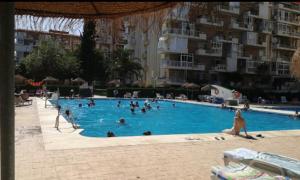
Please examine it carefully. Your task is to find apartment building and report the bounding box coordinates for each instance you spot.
[124,2,300,88]
[94,19,126,60]
[15,29,81,64]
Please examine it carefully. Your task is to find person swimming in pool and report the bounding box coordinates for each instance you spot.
[135,101,139,108]
[117,100,121,107]
[118,118,125,124]
[141,107,146,113]
[130,106,135,114]
[172,103,175,108]
[222,109,249,137]
[78,103,82,108]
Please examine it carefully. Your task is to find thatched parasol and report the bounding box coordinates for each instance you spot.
[181,82,200,89]
[201,84,217,91]
[71,77,85,85]
[42,76,59,84]
[15,74,27,85]
[182,82,200,99]
[107,79,121,87]
[291,48,300,80]
[15,2,177,19]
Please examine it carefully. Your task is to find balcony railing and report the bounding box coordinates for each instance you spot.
[274,43,297,51]
[276,28,300,39]
[230,19,253,31]
[162,28,206,40]
[196,17,224,27]
[195,48,222,57]
[218,4,239,14]
[161,60,205,71]
[213,64,227,72]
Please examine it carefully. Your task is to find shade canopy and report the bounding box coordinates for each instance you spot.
[201,84,217,91]
[181,82,200,89]
[71,77,85,83]
[15,74,27,85]
[42,76,59,82]
[15,2,177,19]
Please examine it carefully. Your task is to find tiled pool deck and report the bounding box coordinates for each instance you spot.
[16,97,300,179]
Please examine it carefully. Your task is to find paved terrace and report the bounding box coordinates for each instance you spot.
[16,98,300,180]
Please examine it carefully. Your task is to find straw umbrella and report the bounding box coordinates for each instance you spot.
[71,77,85,85]
[15,74,27,85]
[107,79,121,87]
[132,80,143,87]
[291,48,300,80]
[42,76,59,85]
[182,82,200,99]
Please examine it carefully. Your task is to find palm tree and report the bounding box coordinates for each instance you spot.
[109,48,143,85]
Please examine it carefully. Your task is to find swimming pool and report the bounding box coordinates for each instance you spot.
[264,106,300,112]
[55,99,300,137]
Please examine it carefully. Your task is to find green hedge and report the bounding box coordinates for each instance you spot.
[94,89,107,96]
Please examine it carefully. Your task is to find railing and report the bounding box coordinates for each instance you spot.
[219,4,239,14]
[276,28,300,38]
[274,43,297,50]
[161,60,205,70]
[214,64,227,72]
[230,19,253,31]
[162,28,206,39]
[196,17,224,26]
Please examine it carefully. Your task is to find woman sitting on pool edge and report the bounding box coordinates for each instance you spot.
[222,109,250,137]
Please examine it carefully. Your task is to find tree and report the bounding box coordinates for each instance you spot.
[19,38,80,80]
[78,20,96,84]
[108,48,143,85]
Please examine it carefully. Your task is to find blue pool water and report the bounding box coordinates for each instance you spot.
[55,99,300,137]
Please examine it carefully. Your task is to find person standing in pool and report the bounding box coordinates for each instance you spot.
[222,109,249,137]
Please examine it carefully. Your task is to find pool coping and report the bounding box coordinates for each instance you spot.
[37,97,300,150]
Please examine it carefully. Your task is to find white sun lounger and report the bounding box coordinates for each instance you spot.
[211,162,288,180]
[223,148,300,179]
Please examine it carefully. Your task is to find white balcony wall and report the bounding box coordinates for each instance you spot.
[168,37,188,53]
[259,2,270,19]
[227,43,238,72]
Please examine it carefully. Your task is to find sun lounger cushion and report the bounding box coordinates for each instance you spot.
[211,163,288,180]
[224,148,300,178]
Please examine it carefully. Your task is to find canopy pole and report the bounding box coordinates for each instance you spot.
[0,2,15,180]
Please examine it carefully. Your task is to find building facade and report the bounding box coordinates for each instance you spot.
[124,2,300,89]
[94,19,126,60]
[15,29,81,64]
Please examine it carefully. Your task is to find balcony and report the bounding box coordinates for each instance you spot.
[270,61,290,76]
[277,3,300,13]
[195,48,222,57]
[230,19,253,31]
[244,41,267,48]
[276,26,300,39]
[218,4,239,14]
[196,17,224,27]
[162,28,207,40]
[259,20,272,34]
[274,43,297,51]
[161,60,205,71]
[213,64,227,72]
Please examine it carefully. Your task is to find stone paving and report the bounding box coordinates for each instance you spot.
[16,98,300,180]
